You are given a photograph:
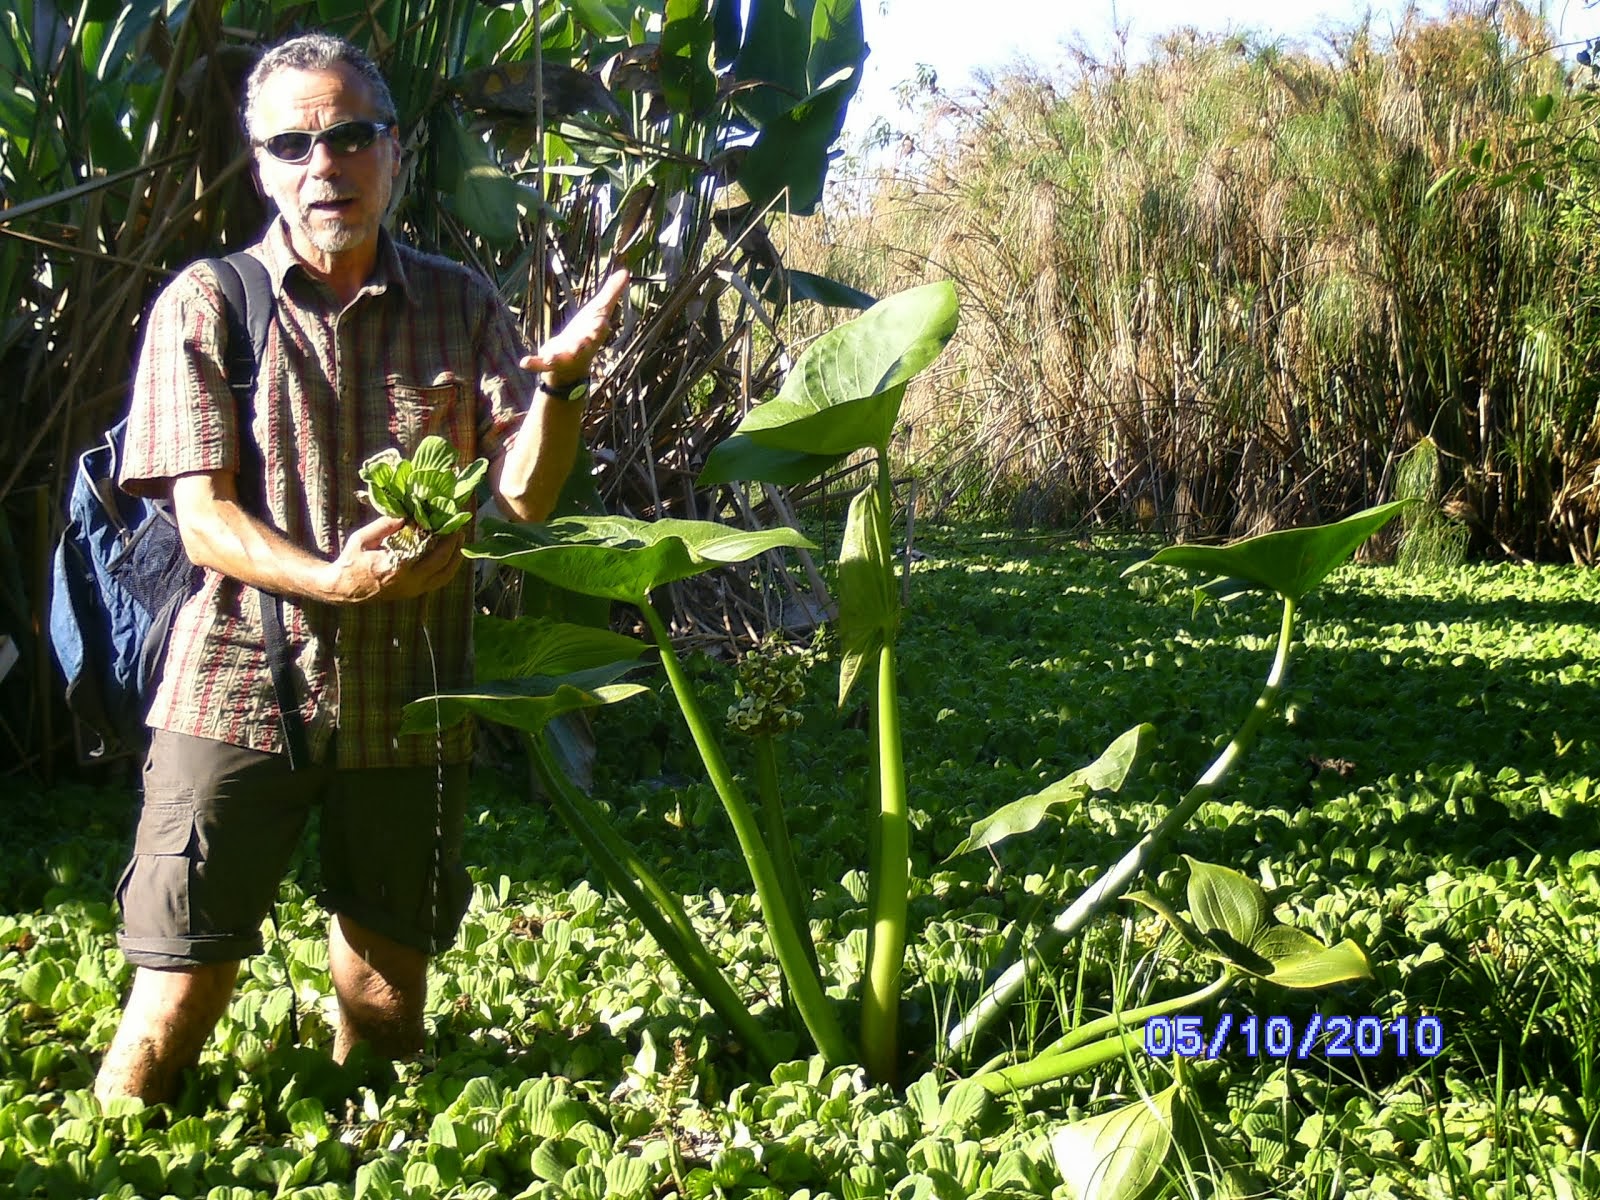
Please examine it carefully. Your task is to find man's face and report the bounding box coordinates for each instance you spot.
[251,62,399,268]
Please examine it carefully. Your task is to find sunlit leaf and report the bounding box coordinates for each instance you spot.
[474,616,648,683]
[399,666,648,736]
[948,724,1153,858]
[453,457,488,501]
[1051,1083,1179,1200]
[467,515,815,603]
[358,448,401,484]
[412,436,456,474]
[1123,502,1410,602]
[1252,930,1373,989]
[1184,857,1270,949]
[729,282,959,457]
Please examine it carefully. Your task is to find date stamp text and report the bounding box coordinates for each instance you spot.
[1143,1013,1443,1060]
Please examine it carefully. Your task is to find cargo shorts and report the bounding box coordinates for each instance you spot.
[115,730,473,969]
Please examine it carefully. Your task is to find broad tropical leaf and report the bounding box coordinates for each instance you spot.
[1125,502,1410,603]
[729,282,959,457]
[1184,857,1270,949]
[949,725,1154,858]
[474,616,649,683]
[468,515,815,602]
[697,434,846,488]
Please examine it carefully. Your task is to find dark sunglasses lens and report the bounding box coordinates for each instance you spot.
[263,132,314,161]
[261,121,382,162]
[324,121,380,154]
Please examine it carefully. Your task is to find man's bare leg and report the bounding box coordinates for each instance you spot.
[95,962,238,1104]
[329,914,427,1062]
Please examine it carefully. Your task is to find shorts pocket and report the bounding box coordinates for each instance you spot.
[387,375,474,459]
[119,802,196,939]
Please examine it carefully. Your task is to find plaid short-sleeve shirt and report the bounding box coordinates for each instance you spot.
[119,220,532,768]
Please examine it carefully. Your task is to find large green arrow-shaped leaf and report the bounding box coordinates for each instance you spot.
[474,616,648,684]
[729,282,959,458]
[697,434,847,488]
[467,516,815,602]
[949,725,1154,859]
[399,664,647,736]
[1124,501,1410,602]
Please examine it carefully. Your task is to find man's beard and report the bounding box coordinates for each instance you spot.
[276,183,390,255]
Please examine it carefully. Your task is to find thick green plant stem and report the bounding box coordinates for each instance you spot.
[948,597,1298,1060]
[861,637,910,1084]
[754,736,817,974]
[640,601,853,1066]
[525,732,778,1069]
[977,1030,1146,1094]
[1013,975,1232,1067]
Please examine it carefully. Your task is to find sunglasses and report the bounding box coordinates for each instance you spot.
[256,119,392,165]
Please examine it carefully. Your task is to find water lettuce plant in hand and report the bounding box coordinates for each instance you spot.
[357,435,488,562]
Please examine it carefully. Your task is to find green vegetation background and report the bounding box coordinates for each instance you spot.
[7,534,1600,1198]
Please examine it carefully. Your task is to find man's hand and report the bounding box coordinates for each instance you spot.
[520,269,631,387]
[326,515,465,603]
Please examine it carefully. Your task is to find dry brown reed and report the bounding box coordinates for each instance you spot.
[788,3,1599,562]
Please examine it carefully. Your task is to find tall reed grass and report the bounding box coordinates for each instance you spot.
[792,4,1600,563]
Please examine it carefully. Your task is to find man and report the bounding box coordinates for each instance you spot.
[95,32,629,1102]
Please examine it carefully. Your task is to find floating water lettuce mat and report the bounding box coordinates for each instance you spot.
[4,527,1599,1200]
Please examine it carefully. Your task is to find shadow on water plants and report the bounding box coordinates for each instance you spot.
[404,283,1411,1193]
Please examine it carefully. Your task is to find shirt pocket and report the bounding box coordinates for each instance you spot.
[387,373,475,461]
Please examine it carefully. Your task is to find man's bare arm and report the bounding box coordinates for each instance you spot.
[171,471,462,604]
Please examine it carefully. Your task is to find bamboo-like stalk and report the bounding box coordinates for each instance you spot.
[947,597,1298,1059]
[639,601,853,1066]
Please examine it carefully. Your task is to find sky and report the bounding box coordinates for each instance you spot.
[842,0,1598,141]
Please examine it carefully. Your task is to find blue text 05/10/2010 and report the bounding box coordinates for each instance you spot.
[1143,1012,1443,1060]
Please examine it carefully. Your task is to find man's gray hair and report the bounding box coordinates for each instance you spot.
[243,33,397,141]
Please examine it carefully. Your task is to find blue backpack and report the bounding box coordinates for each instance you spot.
[49,252,274,760]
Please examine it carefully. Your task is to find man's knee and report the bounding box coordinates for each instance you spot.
[96,961,240,1103]
[330,915,427,1058]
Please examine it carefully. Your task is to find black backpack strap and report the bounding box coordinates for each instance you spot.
[208,254,311,771]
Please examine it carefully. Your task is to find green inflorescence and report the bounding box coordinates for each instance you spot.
[726,637,814,738]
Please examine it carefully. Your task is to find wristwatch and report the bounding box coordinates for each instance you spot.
[539,376,591,404]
